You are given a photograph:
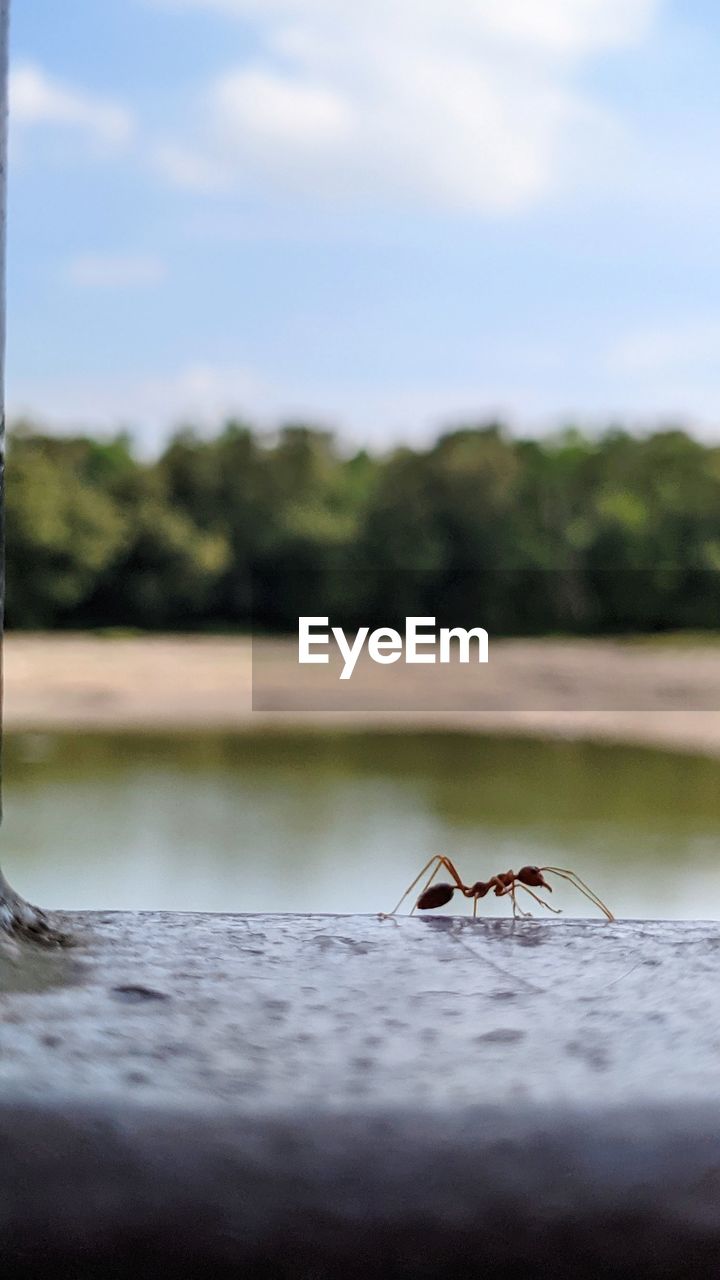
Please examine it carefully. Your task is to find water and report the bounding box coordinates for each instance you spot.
[3,731,720,920]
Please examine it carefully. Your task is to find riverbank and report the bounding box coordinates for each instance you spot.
[4,632,720,759]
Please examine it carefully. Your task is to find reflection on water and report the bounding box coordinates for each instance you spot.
[3,731,720,920]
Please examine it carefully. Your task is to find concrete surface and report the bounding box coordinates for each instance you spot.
[2,912,719,1111]
[2,912,720,1276]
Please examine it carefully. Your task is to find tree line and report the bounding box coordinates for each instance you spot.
[5,420,720,633]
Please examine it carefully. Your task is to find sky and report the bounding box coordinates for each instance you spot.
[7,0,720,452]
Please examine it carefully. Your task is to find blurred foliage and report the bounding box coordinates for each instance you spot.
[4,419,720,633]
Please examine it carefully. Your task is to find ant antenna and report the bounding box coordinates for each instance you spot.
[543,867,614,921]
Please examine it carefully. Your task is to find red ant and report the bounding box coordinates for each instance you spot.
[389,855,614,921]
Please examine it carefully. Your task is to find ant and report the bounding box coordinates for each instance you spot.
[389,856,614,921]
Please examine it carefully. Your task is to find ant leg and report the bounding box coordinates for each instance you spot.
[411,859,446,917]
[515,887,534,919]
[497,881,558,919]
[412,855,477,916]
[411,856,474,916]
[513,888,532,919]
[386,856,443,916]
[434,857,470,893]
[387,855,467,916]
[543,868,614,921]
[515,883,562,915]
[505,881,532,920]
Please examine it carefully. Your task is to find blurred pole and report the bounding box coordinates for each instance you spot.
[0,1,60,940]
[0,0,14,930]
[0,0,8,827]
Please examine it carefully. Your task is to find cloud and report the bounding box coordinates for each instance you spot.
[6,360,529,454]
[8,363,265,454]
[64,253,167,289]
[14,351,720,452]
[149,0,659,211]
[151,141,227,191]
[0,356,624,454]
[10,63,134,147]
[613,320,720,376]
[164,0,657,57]
[214,70,352,151]
[602,319,720,426]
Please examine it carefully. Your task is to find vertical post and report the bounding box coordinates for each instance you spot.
[0,0,13,931]
[0,0,9,828]
[0,1,62,943]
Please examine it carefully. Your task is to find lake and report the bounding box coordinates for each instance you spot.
[3,730,720,920]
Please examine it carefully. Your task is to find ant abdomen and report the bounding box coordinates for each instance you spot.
[416,882,455,910]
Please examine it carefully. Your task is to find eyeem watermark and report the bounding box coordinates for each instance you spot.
[298,616,489,681]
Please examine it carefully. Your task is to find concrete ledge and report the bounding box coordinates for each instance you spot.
[4,1100,720,1278]
[2,911,720,1276]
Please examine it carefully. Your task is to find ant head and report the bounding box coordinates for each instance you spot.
[416,882,455,911]
[518,865,550,890]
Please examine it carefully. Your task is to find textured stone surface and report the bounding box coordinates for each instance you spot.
[1,912,719,1110]
[3,912,720,1277]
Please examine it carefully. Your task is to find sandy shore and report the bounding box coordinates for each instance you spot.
[4,632,720,759]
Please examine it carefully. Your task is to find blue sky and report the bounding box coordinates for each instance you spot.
[7,0,720,452]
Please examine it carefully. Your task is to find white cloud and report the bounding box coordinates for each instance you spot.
[154,0,655,53]
[64,253,167,289]
[150,0,659,211]
[602,319,720,427]
[214,70,352,151]
[8,363,264,454]
[10,63,134,147]
[151,141,227,191]
[613,320,720,376]
[14,354,720,452]
[6,361,534,453]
